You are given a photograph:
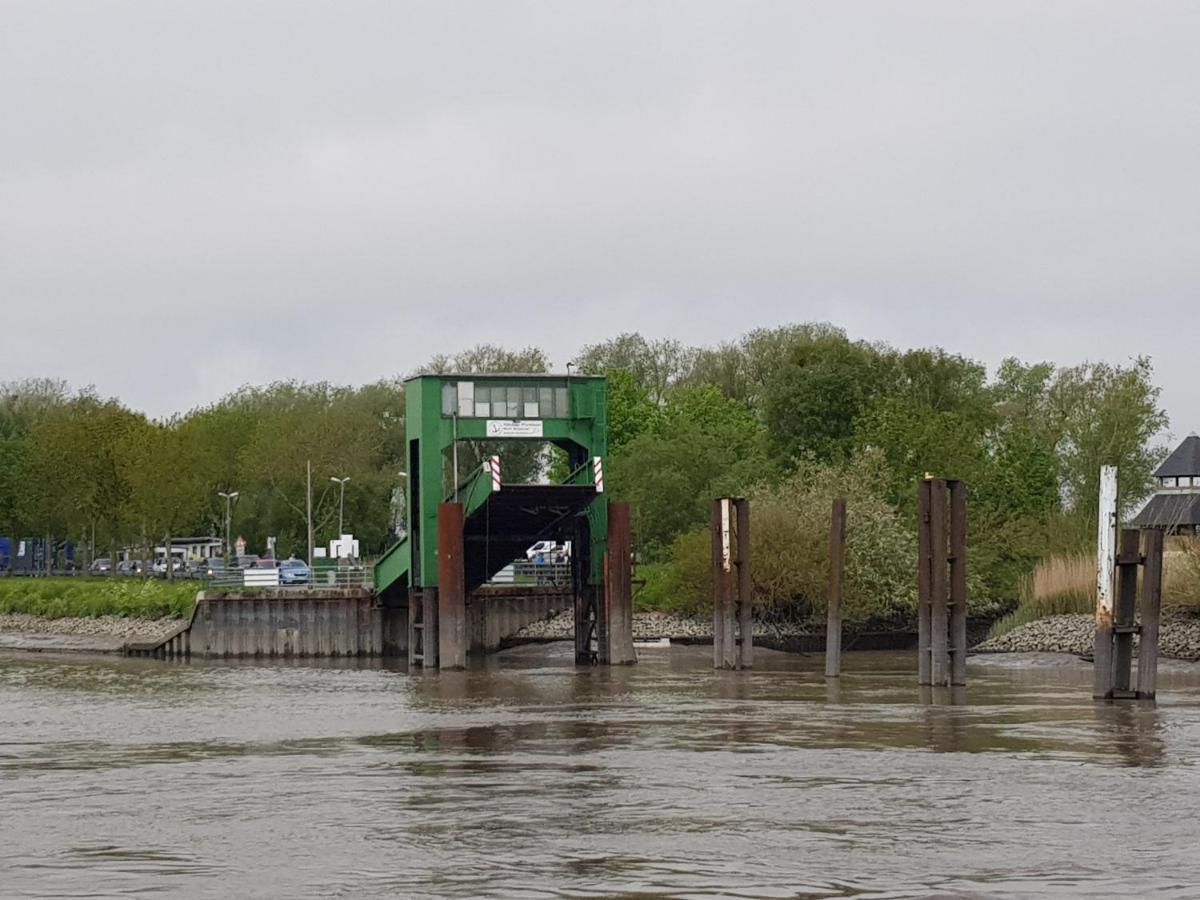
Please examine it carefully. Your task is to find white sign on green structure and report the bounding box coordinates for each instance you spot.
[486,419,544,438]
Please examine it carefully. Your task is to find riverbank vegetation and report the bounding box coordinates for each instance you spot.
[0,322,1178,627]
[987,542,1200,639]
[0,578,195,620]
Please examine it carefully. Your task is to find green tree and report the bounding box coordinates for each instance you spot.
[1048,357,1168,517]
[120,420,208,580]
[764,334,893,462]
[690,322,845,409]
[235,383,386,558]
[575,332,696,403]
[611,386,767,558]
[605,369,659,453]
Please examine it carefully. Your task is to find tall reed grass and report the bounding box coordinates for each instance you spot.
[988,539,1200,640]
[987,553,1096,638]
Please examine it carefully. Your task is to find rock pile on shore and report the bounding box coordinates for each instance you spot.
[973,612,1200,660]
[0,613,179,641]
[514,610,808,641]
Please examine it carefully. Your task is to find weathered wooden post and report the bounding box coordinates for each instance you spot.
[917,480,932,685]
[918,477,968,687]
[949,480,968,687]
[1112,529,1140,695]
[1136,529,1164,699]
[1096,528,1165,701]
[735,498,752,669]
[437,502,465,670]
[825,498,846,678]
[711,498,736,669]
[929,479,949,685]
[1092,466,1118,699]
[712,497,751,669]
[605,500,637,665]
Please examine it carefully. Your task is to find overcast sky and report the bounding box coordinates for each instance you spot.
[2,2,1197,439]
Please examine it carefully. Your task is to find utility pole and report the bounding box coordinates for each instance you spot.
[306,460,314,567]
[218,491,239,570]
[330,476,351,538]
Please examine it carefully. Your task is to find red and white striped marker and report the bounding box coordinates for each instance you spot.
[489,456,502,491]
[593,456,604,493]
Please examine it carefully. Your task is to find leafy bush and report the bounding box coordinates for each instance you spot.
[652,450,921,626]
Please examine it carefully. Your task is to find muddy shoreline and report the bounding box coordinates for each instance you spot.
[6,608,1200,662]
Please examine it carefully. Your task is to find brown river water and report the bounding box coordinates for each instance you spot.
[2,644,1200,899]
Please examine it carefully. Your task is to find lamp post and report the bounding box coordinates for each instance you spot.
[218,491,239,571]
[330,476,351,538]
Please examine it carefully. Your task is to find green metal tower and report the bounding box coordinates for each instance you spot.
[374,373,609,598]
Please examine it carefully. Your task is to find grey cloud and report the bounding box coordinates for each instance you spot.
[1,1,1196,435]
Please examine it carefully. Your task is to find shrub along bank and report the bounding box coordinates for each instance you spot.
[0,577,195,620]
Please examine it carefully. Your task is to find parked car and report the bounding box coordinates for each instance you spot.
[89,558,112,575]
[152,557,187,578]
[234,554,260,569]
[278,558,310,585]
[116,560,144,576]
[189,557,228,579]
[251,558,277,569]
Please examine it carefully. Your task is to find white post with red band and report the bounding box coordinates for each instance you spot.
[489,456,501,492]
[593,456,604,493]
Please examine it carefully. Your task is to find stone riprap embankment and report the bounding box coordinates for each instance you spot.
[0,614,181,654]
[514,610,807,642]
[974,612,1200,660]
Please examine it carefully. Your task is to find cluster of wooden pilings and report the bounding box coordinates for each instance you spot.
[1093,528,1164,700]
[1093,467,1165,700]
[916,477,968,687]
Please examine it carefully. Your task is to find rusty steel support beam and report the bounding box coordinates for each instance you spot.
[825,498,846,679]
[605,501,637,665]
[917,480,932,686]
[735,498,753,670]
[1112,529,1140,695]
[1137,529,1164,700]
[437,502,465,670]
[948,480,968,687]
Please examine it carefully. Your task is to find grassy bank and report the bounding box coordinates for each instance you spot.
[0,577,195,620]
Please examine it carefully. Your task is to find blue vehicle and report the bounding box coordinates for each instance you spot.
[2,538,76,575]
[278,558,310,585]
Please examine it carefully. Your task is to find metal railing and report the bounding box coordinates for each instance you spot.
[202,565,374,590]
[489,559,571,587]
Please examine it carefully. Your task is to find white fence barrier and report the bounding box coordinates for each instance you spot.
[243,568,280,587]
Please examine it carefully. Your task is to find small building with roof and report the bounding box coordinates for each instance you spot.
[1130,433,1200,534]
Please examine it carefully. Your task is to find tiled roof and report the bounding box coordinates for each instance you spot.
[1129,492,1200,528]
[1154,434,1200,478]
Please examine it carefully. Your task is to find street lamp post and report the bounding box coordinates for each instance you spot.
[330,476,351,538]
[218,491,239,571]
